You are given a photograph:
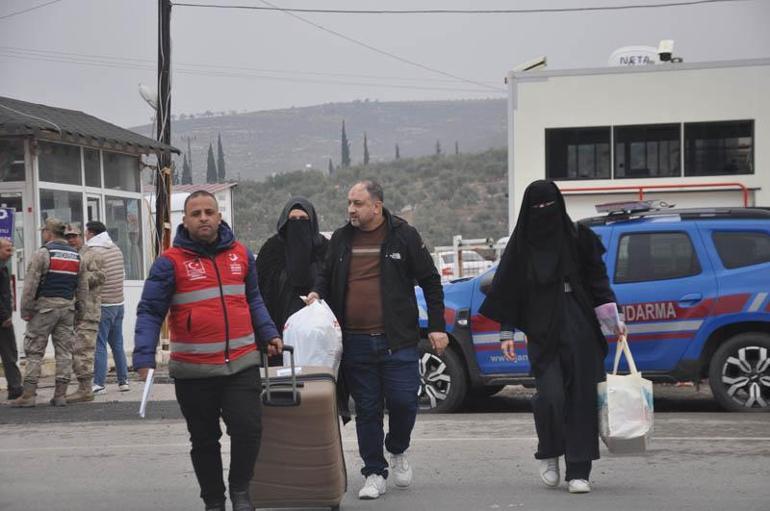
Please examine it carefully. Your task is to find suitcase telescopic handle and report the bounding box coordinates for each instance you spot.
[261,344,301,407]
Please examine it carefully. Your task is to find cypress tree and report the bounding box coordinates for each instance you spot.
[455,141,460,156]
[216,133,226,182]
[206,143,217,184]
[328,158,334,175]
[435,140,442,156]
[395,143,400,160]
[182,153,192,184]
[363,132,370,166]
[186,137,193,178]
[341,120,351,168]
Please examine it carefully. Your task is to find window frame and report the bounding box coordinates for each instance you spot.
[711,230,770,270]
[683,120,754,177]
[613,230,702,284]
[613,123,682,179]
[545,126,611,181]
[34,141,145,280]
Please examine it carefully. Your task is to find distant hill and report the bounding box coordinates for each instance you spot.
[233,148,509,253]
[132,98,506,182]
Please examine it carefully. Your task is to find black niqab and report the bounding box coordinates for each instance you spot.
[284,217,313,287]
[479,180,580,374]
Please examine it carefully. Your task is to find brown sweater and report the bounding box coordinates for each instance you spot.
[344,220,386,333]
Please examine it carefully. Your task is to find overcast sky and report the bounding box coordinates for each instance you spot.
[1,0,768,128]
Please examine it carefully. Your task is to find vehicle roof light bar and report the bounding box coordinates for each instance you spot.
[595,199,675,216]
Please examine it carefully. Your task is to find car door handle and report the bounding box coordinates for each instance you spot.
[678,293,702,305]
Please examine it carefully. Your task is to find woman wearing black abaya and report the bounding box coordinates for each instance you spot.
[256,197,328,364]
[480,180,626,494]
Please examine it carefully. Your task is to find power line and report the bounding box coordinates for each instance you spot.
[0,50,502,94]
[0,45,500,85]
[0,0,65,21]
[172,0,751,15]
[254,0,504,92]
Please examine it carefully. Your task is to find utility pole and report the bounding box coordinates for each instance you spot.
[155,0,173,257]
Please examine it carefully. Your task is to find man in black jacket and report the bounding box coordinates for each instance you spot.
[308,180,447,500]
[0,238,22,400]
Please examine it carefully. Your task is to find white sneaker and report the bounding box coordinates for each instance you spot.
[568,479,591,494]
[539,457,560,488]
[390,453,413,488]
[118,383,130,392]
[92,385,106,395]
[358,474,387,500]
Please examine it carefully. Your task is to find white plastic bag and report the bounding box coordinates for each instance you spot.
[598,335,654,454]
[282,300,342,376]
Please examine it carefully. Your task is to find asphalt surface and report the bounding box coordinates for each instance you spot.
[1,378,768,511]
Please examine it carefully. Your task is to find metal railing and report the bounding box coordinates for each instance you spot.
[559,182,751,207]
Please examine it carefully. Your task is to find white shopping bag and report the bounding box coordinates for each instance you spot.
[282,300,342,376]
[598,335,654,454]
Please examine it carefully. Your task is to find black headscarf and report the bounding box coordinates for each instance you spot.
[256,197,328,329]
[479,180,580,374]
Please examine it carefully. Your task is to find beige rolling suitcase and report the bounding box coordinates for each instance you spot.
[249,346,347,510]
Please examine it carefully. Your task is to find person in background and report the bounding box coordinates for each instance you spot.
[63,224,105,403]
[480,180,626,494]
[0,237,22,401]
[87,221,129,394]
[12,218,87,407]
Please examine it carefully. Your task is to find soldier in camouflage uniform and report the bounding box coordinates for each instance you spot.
[11,218,88,408]
[63,224,104,403]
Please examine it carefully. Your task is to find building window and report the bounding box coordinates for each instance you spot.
[38,142,83,185]
[614,124,680,178]
[105,196,143,279]
[712,231,770,269]
[104,152,140,192]
[546,127,610,180]
[84,148,102,187]
[0,139,26,181]
[684,120,753,176]
[615,232,701,283]
[40,189,84,228]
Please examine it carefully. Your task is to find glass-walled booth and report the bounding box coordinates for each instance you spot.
[0,96,178,361]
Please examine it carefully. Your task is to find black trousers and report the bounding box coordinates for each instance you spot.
[531,293,603,481]
[175,365,262,506]
[0,326,22,393]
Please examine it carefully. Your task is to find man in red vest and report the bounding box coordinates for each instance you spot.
[133,190,282,511]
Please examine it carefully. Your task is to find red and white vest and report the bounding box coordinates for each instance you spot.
[164,242,256,372]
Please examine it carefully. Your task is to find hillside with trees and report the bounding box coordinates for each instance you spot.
[133,98,506,182]
[234,148,508,254]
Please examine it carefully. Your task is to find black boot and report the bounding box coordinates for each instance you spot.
[229,489,254,511]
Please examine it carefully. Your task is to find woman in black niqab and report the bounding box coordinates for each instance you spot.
[256,196,329,334]
[480,180,625,493]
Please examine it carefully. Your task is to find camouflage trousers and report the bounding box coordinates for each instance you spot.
[71,321,99,382]
[22,306,76,385]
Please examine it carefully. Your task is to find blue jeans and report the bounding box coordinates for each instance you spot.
[342,334,420,478]
[93,305,128,386]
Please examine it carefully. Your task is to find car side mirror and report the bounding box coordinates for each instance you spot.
[479,269,496,295]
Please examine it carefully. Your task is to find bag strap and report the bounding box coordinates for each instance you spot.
[612,334,639,375]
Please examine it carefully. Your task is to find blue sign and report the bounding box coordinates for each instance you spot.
[0,208,14,240]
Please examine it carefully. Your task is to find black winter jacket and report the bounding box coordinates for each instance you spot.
[313,209,445,351]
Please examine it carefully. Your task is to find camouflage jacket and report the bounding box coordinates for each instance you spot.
[20,241,89,321]
[78,246,105,324]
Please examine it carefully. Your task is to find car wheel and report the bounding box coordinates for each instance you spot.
[417,340,468,413]
[708,333,770,413]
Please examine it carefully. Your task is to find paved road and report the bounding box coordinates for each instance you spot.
[1,381,768,511]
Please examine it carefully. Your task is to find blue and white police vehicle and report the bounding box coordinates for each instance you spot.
[416,203,770,413]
